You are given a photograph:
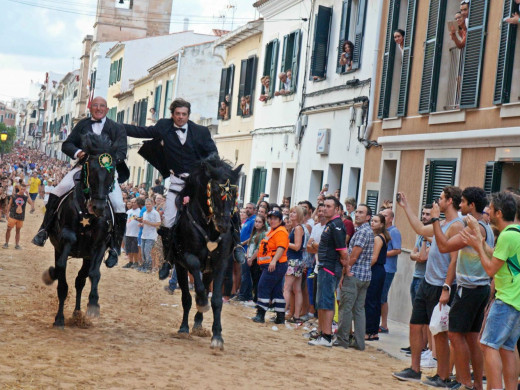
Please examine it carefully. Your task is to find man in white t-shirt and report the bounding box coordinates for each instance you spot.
[139,198,161,272]
[305,203,327,323]
[123,199,142,268]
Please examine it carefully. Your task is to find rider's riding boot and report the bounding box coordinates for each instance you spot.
[274,311,285,325]
[252,308,266,323]
[32,194,60,247]
[105,213,127,268]
[158,226,172,280]
[231,215,246,264]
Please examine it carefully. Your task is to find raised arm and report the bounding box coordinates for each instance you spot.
[124,122,161,139]
[396,192,434,237]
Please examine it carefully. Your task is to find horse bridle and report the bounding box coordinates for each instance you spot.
[205,178,239,220]
[82,153,115,200]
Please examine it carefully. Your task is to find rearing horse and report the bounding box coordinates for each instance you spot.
[169,154,242,350]
[42,133,116,327]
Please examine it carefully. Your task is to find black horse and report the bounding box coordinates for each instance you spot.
[169,155,241,350]
[42,133,116,327]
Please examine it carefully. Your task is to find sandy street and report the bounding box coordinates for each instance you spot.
[0,199,416,389]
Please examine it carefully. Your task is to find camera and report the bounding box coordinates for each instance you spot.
[263,194,269,198]
[396,193,401,203]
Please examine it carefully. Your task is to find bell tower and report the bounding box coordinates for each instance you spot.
[93,0,173,42]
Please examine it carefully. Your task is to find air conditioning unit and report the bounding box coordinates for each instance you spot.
[316,128,330,154]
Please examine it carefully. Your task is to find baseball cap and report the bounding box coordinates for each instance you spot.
[267,210,284,220]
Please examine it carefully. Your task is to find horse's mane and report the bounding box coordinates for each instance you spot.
[180,154,238,199]
[81,133,113,155]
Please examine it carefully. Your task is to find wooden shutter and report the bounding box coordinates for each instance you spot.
[494,0,517,104]
[337,0,352,74]
[352,0,367,70]
[459,1,489,108]
[281,34,289,75]
[377,0,400,118]
[238,59,248,116]
[250,168,261,203]
[117,58,123,82]
[259,168,267,195]
[291,30,301,91]
[484,162,503,195]
[217,68,228,119]
[139,98,148,126]
[396,0,418,117]
[310,6,333,79]
[247,56,258,115]
[422,163,430,206]
[269,40,279,97]
[425,160,457,205]
[366,190,379,215]
[154,85,162,113]
[418,0,447,114]
[163,80,173,117]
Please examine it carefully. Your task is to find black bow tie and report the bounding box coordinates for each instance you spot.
[174,126,186,133]
[91,119,102,124]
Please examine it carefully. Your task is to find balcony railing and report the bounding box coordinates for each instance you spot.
[444,47,462,111]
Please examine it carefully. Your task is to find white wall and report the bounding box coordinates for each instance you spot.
[91,41,117,100]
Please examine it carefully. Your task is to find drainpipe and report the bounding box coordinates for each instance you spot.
[363,0,384,145]
[173,50,184,99]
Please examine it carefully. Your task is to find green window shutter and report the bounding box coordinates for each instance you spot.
[310,6,333,79]
[418,0,446,114]
[351,0,367,70]
[269,40,279,96]
[117,58,123,82]
[163,80,173,117]
[291,30,301,91]
[259,168,267,195]
[396,0,418,117]
[217,68,228,119]
[238,59,248,116]
[154,85,162,113]
[425,160,457,205]
[247,56,258,115]
[422,164,430,206]
[139,98,148,126]
[366,190,379,215]
[108,63,113,85]
[377,0,400,119]
[494,0,517,105]
[250,168,261,203]
[281,34,288,75]
[337,0,352,74]
[459,1,489,109]
[484,162,503,195]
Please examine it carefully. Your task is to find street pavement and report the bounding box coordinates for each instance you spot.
[369,319,409,361]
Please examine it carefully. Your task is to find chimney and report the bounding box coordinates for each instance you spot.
[183,18,189,31]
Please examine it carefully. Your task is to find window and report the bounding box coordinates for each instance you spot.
[378,0,419,119]
[237,56,258,117]
[419,0,488,113]
[250,167,267,203]
[260,40,279,101]
[366,190,379,214]
[109,58,123,86]
[422,160,456,206]
[494,0,518,105]
[337,0,368,74]
[278,31,301,94]
[132,98,148,126]
[484,161,520,194]
[116,110,125,123]
[217,65,234,120]
[163,79,173,117]
[310,5,332,80]
[154,84,162,115]
[107,107,117,121]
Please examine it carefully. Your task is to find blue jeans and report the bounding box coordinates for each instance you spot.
[410,276,424,305]
[481,299,520,351]
[168,265,178,291]
[141,238,155,267]
[381,272,395,304]
[239,261,253,301]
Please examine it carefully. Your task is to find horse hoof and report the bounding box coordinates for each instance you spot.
[178,326,189,334]
[196,304,210,313]
[42,267,55,285]
[53,321,65,329]
[86,304,100,318]
[210,338,224,351]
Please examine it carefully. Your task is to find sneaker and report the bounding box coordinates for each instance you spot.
[308,336,333,347]
[400,346,411,354]
[392,367,422,382]
[300,313,314,322]
[122,262,133,269]
[421,374,452,388]
[421,351,437,369]
[14,245,21,250]
[2,243,7,249]
[406,347,429,357]
[163,285,175,295]
[243,300,256,308]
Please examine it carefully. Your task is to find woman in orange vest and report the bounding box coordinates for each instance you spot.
[252,210,289,324]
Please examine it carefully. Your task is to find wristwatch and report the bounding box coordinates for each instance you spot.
[442,283,451,293]
[431,217,440,223]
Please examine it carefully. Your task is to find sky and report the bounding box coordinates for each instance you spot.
[0,0,258,101]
